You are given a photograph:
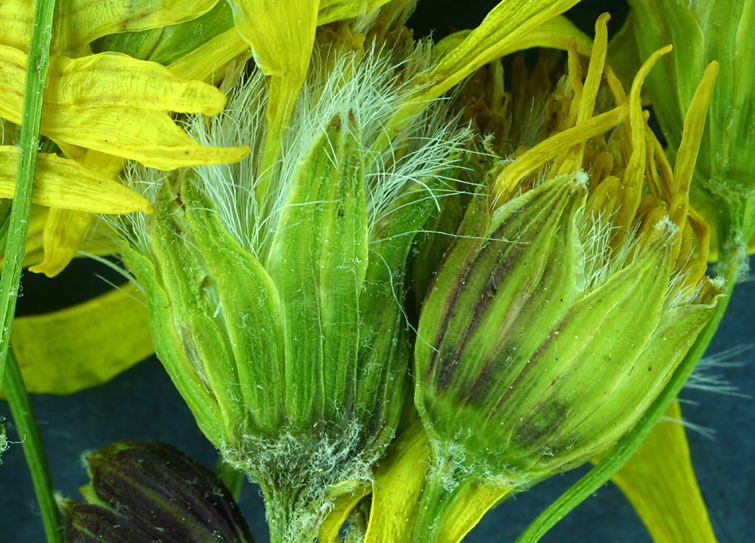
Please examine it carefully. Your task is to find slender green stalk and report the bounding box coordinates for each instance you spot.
[513,249,741,543]
[216,456,245,503]
[3,348,63,543]
[0,0,57,397]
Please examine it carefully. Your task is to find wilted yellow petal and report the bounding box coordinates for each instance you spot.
[374,0,581,155]
[425,0,581,98]
[0,47,228,116]
[318,485,371,543]
[0,146,151,213]
[28,209,92,278]
[227,0,319,199]
[318,0,392,25]
[0,0,30,52]
[606,400,718,543]
[10,284,153,395]
[1,0,219,54]
[0,46,250,169]
[363,416,428,543]
[492,104,629,202]
[496,15,592,58]
[435,16,591,62]
[0,204,48,270]
[48,52,228,114]
[168,28,251,84]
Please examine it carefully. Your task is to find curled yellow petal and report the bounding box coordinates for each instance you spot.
[168,28,251,84]
[10,284,153,395]
[497,15,593,59]
[0,45,251,169]
[45,52,229,115]
[318,485,371,543]
[28,208,93,278]
[0,146,151,213]
[374,0,581,156]
[227,0,319,199]
[492,104,629,203]
[2,0,219,55]
[318,0,393,25]
[0,0,30,51]
[556,13,609,175]
[49,0,218,54]
[604,400,718,543]
[363,416,428,543]
[670,62,719,234]
[425,0,581,99]
[435,16,591,62]
[610,44,672,249]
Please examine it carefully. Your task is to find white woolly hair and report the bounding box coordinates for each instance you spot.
[119,36,472,267]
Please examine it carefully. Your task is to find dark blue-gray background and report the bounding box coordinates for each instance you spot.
[2,1,753,541]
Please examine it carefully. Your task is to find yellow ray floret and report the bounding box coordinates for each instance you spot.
[28,209,93,278]
[373,0,582,156]
[9,284,152,395]
[0,146,152,214]
[490,14,718,304]
[0,45,250,169]
[227,0,319,200]
[1,0,219,54]
[599,401,718,543]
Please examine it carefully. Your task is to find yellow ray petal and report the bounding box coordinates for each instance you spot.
[27,149,125,277]
[318,0,393,25]
[0,47,228,116]
[497,15,593,59]
[0,0,30,52]
[607,400,718,543]
[1,0,219,54]
[424,0,581,101]
[28,209,92,278]
[45,52,229,114]
[167,28,251,84]
[670,62,719,234]
[226,0,319,201]
[436,484,511,543]
[556,14,609,175]
[363,416,428,543]
[318,484,371,543]
[45,106,249,170]
[9,284,153,395]
[492,104,629,203]
[435,16,591,62]
[0,146,151,213]
[0,46,251,170]
[374,0,581,155]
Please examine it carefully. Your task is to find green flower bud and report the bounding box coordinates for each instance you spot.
[416,175,718,484]
[61,441,253,543]
[408,17,724,543]
[114,22,472,542]
[627,0,755,261]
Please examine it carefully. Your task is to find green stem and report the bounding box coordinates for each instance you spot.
[513,248,741,543]
[0,0,56,397]
[215,456,245,503]
[3,347,63,543]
